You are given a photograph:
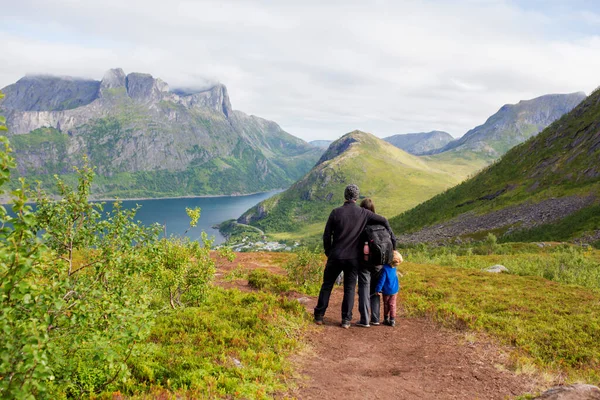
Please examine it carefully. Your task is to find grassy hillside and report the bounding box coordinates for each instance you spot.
[390,88,600,241]
[238,130,481,240]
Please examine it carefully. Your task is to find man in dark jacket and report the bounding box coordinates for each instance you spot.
[314,184,396,328]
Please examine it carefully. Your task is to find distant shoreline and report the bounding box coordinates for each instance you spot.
[0,189,284,205]
[91,189,284,203]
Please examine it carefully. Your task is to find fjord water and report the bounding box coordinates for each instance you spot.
[101,190,281,244]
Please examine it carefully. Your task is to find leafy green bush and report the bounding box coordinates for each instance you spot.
[0,137,56,399]
[149,234,215,309]
[284,247,324,295]
[32,160,162,397]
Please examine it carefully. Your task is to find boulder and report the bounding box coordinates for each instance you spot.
[483,264,509,273]
[534,384,600,400]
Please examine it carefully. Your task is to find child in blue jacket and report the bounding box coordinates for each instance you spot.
[375,250,403,327]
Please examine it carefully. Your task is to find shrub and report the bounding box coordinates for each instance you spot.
[0,137,55,398]
[149,234,215,309]
[32,159,162,397]
[248,269,293,293]
[284,247,324,295]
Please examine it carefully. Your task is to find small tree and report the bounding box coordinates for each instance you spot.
[0,137,56,398]
[484,232,499,255]
[32,160,162,396]
[285,247,324,295]
[151,207,216,309]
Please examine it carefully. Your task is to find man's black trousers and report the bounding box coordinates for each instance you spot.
[314,258,371,322]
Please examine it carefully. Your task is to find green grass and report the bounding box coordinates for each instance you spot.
[400,261,600,383]
[403,243,600,290]
[123,286,309,399]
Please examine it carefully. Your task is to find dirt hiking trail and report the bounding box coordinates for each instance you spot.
[215,253,543,400]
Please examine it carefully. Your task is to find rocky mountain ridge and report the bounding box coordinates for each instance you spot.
[433,92,586,159]
[0,69,322,198]
[384,131,453,155]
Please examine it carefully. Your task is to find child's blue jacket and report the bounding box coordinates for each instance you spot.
[375,264,399,295]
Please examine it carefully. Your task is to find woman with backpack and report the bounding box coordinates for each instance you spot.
[360,198,387,326]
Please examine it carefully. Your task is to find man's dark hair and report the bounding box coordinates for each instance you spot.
[344,184,359,201]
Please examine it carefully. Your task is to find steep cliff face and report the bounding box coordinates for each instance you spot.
[0,69,322,198]
[436,92,586,158]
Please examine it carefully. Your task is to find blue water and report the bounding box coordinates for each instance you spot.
[101,191,281,244]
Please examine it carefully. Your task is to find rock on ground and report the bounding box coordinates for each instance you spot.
[483,265,509,273]
[534,384,600,400]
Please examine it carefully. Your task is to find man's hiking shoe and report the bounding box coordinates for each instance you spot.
[370,320,380,326]
[341,320,351,329]
[383,318,391,326]
[314,316,324,325]
[355,322,371,328]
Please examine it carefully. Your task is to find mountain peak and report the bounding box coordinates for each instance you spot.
[100,68,126,90]
[384,130,454,155]
[316,130,374,165]
[437,92,587,157]
[124,72,169,102]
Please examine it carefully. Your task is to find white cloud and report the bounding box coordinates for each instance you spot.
[1,0,599,141]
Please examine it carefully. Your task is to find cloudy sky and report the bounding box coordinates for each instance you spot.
[2,0,599,141]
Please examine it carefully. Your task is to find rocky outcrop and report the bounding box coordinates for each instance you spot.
[397,195,596,244]
[316,132,358,165]
[125,72,169,102]
[534,384,600,400]
[100,68,126,90]
[237,203,269,224]
[384,131,453,155]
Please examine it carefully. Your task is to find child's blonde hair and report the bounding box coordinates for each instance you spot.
[392,250,403,266]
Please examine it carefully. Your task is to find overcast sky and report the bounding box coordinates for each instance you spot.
[2,0,599,141]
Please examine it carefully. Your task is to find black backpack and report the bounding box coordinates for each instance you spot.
[364,224,394,266]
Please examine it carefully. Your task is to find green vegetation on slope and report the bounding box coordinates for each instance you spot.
[240,130,482,239]
[390,88,600,238]
[401,258,600,383]
[126,287,308,399]
[0,140,312,399]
